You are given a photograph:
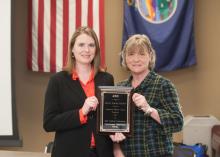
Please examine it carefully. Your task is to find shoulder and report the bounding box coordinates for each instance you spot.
[95,71,114,85]
[49,71,70,83]
[96,71,114,79]
[117,79,129,86]
[152,72,176,89]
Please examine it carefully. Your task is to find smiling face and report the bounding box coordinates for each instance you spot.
[72,33,96,66]
[125,46,150,75]
[121,34,156,73]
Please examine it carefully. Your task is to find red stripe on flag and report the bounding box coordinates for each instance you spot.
[99,0,105,68]
[88,0,93,28]
[28,0,105,72]
[38,0,44,71]
[50,0,56,72]
[76,0,81,28]
[27,0,33,70]
[63,0,69,67]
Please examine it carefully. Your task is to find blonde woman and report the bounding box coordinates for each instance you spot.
[111,34,183,157]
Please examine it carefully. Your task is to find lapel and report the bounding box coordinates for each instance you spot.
[65,72,87,102]
[65,71,104,101]
[94,72,103,97]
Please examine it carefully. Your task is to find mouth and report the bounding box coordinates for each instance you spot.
[131,64,141,67]
[81,55,91,58]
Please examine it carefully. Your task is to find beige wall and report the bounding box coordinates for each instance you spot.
[1,0,220,152]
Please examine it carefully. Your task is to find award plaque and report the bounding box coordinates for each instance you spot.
[97,86,133,136]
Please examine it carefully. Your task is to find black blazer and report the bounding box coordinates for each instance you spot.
[43,71,114,157]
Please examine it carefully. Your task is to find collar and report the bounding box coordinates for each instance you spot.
[127,71,155,87]
[72,68,95,81]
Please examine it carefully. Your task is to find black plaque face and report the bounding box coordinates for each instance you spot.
[97,86,133,136]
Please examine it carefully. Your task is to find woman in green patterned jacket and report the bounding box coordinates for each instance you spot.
[110,34,184,157]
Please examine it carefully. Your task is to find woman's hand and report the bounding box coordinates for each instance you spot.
[81,96,98,115]
[132,93,150,111]
[109,133,126,143]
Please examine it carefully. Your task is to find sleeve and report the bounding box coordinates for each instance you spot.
[108,74,114,86]
[103,72,114,86]
[106,73,114,86]
[79,108,87,124]
[43,75,82,132]
[157,80,184,134]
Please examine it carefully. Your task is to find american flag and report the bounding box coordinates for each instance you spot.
[28,0,105,72]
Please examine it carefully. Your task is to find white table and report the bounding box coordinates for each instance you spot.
[0,150,50,157]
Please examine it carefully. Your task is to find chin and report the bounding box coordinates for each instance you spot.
[132,69,148,75]
[131,69,142,73]
[81,59,93,63]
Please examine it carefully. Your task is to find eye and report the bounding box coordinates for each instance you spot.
[89,43,95,48]
[139,51,147,56]
[78,43,84,47]
[127,52,134,56]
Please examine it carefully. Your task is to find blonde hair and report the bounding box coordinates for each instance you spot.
[121,34,156,71]
[63,26,102,74]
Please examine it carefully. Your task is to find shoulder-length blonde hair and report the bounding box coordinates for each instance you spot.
[63,26,102,74]
[121,34,156,71]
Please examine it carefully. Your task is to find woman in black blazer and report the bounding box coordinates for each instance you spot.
[43,26,114,157]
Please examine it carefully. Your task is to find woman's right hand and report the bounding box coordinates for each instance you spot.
[81,96,98,116]
[109,133,126,143]
[132,93,150,110]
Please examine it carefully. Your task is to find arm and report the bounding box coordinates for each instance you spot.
[109,133,126,157]
[43,75,83,132]
[132,93,161,123]
[157,80,184,134]
[113,143,125,157]
[132,79,183,133]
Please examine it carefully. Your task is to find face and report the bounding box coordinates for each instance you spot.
[72,33,96,66]
[125,47,150,75]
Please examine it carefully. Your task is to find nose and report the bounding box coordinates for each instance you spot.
[83,45,89,52]
[133,54,140,61]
